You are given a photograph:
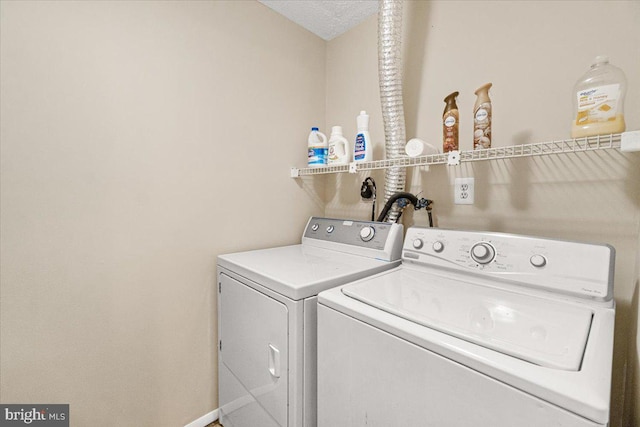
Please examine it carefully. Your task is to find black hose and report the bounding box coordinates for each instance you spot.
[361,177,377,221]
[376,192,419,222]
[371,199,376,222]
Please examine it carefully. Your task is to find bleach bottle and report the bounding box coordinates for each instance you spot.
[354,111,372,162]
[307,127,327,168]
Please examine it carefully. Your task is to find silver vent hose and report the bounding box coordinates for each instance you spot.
[378,0,407,223]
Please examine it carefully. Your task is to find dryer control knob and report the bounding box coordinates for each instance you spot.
[412,239,424,249]
[530,254,547,267]
[360,226,375,242]
[471,242,496,264]
[311,223,319,231]
[432,241,444,253]
[326,225,335,233]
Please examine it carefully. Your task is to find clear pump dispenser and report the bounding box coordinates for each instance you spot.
[571,56,626,138]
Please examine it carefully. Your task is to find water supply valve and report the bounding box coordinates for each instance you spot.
[415,198,432,211]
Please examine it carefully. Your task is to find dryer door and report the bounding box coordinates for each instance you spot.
[219,273,288,427]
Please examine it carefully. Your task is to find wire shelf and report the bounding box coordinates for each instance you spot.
[291,131,638,177]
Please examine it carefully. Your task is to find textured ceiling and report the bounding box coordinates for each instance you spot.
[259,0,379,41]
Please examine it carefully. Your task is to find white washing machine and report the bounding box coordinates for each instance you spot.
[217,217,404,427]
[318,227,616,427]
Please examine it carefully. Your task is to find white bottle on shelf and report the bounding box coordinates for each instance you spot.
[354,111,372,162]
[307,127,327,168]
[328,126,351,166]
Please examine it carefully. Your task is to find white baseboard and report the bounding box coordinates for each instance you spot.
[184,409,218,427]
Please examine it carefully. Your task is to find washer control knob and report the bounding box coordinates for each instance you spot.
[326,225,335,233]
[530,254,547,268]
[432,241,444,253]
[311,223,319,231]
[360,226,375,242]
[471,242,496,264]
[412,239,424,249]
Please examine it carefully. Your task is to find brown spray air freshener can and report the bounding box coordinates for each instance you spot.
[473,83,492,149]
[443,91,459,152]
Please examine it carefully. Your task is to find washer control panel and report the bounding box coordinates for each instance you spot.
[403,227,614,302]
[302,217,404,262]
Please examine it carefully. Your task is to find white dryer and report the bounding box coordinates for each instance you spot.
[318,227,616,427]
[217,217,403,427]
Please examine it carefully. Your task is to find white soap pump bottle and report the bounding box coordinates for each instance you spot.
[354,111,372,162]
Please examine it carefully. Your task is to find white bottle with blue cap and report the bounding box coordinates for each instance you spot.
[308,127,327,168]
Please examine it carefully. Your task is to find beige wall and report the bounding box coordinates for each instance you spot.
[0,1,325,425]
[637,252,640,421]
[633,241,640,423]
[631,233,640,423]
[324,1,640,426]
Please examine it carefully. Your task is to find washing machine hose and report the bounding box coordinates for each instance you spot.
[377,192,433,225]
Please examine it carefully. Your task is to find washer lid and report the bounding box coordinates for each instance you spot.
[342,268,593,371]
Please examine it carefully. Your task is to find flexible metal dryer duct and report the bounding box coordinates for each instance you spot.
[378,0,407,223]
